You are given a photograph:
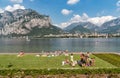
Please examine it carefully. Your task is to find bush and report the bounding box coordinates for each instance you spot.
[0,68,120,76]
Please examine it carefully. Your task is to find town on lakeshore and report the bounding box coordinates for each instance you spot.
[1,33,120,38]
[43,33,120,38]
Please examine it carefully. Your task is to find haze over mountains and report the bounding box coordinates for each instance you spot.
[0,9,120,37]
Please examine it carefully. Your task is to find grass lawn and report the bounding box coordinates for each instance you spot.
[0,53,117,69]
[93,53,120,67]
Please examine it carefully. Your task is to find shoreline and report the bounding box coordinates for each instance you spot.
[0,52,119,55]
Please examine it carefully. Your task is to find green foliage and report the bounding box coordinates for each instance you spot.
[0,68,120,76]
[27,25,63,36]
[0,54,119,76]
[7,63,13,68]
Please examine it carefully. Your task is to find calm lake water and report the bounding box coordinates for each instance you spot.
[0,38,120,53]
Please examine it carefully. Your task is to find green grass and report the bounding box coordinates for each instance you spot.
[0,54,117,69]
[93,53,120,67]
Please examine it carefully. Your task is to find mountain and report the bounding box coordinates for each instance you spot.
[1,9,120,35]
[27,25,62,36]
[64,17,120,34]
[64,22,98,33]
[99,25,120,34]
[99,18,120,33]
[64,23,81,31]
[69,25,92,34]
[0,9,62,36]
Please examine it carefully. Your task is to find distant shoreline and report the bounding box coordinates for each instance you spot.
[1,33,120,39]
[0,52,119,55]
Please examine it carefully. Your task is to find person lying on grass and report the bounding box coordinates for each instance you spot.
[62,57,70,66]
[17,51,24,57]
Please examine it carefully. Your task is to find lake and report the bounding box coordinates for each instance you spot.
[0,38,120,53]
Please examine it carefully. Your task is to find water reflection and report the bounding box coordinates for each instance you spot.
[0,38,120,53]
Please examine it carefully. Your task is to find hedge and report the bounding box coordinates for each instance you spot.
[0,68,120,76]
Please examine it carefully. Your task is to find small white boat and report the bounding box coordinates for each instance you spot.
[26,36,30,41]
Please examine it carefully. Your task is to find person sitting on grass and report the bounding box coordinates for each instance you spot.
[17,51,24,57]
[78,53,95,67]
[86,52,90,58]
[91,57,95,66]
[70,60,77,67]
[69,53,78,67]
[86,57,92,66]
[62,57,70,66]
[77,54,86,67]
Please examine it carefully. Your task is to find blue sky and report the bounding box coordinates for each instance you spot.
[0,0,120,28]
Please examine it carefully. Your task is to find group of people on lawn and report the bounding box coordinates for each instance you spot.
[62,52,95,67]
[17,50,95,67]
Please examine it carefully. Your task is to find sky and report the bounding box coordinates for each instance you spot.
[0,0,120,28]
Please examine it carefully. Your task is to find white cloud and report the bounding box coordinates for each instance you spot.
[5,4,25,12]
[10,0,23,3]
[117,0,120,7]
[0,8,4,13]
[59,14,82,28]
[67,0,80,5]
[88,16,116,26]
[69,13,89,24]
[70,14,81,22]
[60,22,71,28]
[61,9,72,15]
[59,13,116,28]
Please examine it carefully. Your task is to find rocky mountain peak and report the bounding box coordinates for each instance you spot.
[0,9,52,35]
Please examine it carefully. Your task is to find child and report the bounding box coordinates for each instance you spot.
[62,57,70,66]
[70,53,74,62]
